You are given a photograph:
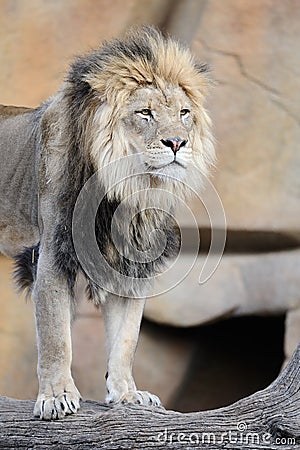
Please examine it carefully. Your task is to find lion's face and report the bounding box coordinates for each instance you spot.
[81,27,214,202]
[123,86,194,181]
[91,82,214,202]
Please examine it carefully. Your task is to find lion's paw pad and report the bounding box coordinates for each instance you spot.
[34,391,81,420]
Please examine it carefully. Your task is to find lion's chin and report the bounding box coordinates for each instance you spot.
[148,161,188,182]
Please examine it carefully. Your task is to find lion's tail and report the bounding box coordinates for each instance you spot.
[13,243,40,298]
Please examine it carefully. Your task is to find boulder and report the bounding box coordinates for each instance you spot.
[145,249,300,327]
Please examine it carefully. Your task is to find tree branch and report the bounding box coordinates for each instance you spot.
[1,343,299,449]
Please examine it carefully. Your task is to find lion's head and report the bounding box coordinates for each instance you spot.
[67,27,215,203]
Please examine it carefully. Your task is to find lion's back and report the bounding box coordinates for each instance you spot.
[0,104,33,118]
[0,105,40,257]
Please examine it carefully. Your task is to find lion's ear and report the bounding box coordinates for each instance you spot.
[194,62,213,89]
[84,75,107,97]
[194,62,210,75]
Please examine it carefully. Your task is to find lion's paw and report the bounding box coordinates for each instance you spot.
[107,390,161,407]
[34,389,81,420]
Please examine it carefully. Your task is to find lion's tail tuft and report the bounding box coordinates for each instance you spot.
[13,243,40,298]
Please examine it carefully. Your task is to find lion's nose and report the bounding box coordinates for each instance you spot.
[161,137,187,154]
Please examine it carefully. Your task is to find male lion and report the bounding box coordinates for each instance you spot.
[0,27,214,419]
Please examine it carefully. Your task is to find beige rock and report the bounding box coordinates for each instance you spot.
[145,249,300,327]
[1,0,300,407]
[1,0,299,231]
[0,0,136,107]
[284,307,300,361]
[0,256,37,399]
[179,0,300,231]
[1,1,299,232]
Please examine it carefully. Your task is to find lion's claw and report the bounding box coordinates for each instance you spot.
[34,390,81,420]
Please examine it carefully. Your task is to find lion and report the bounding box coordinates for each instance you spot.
[0,27,214,419]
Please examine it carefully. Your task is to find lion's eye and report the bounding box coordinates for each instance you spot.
[180,109,190,117]
[138,108,152,116]
[136,108,153,121]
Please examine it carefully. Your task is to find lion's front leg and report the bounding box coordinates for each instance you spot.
[101,296,161,406]
[32,253,81,420]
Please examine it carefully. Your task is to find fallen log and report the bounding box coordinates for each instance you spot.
[1,343,299,449]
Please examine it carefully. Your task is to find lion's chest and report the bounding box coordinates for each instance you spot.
[95,199,180,280]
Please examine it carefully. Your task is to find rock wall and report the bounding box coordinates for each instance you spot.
[1,0,299,230]
[190,0,300,231]
[0,0,299,410]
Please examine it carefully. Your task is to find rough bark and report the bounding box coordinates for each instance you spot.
[0,343,299,450]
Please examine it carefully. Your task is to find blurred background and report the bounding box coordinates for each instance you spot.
[0,0,300,412]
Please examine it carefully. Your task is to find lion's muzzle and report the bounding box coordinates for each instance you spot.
[161,137,187,154]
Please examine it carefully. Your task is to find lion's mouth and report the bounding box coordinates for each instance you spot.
[145,160,186,171]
